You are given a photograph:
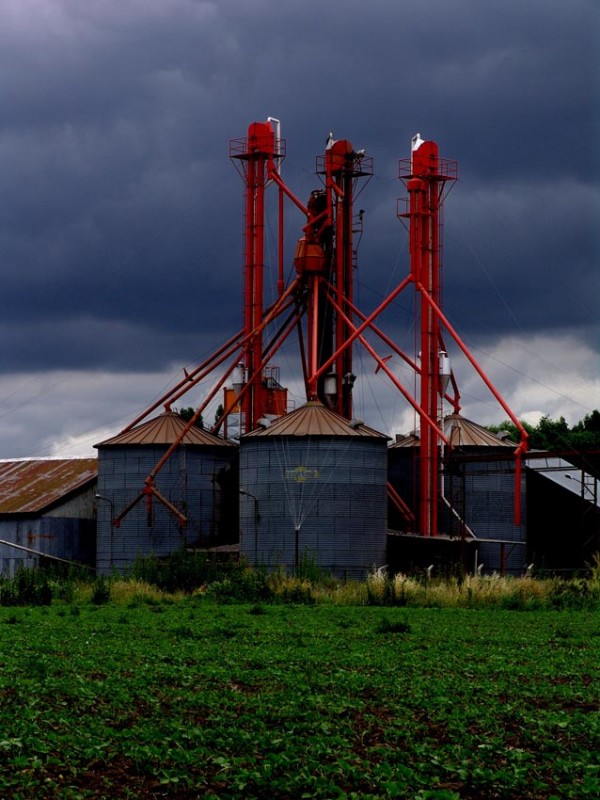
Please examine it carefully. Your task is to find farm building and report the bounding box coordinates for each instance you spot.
[389,417,600,574]
[95,412,238,575]
[388,414,527,574]
[526,452,600,573]
[0,458,97,576]
[239,400,389,578]
[1,123,592,583]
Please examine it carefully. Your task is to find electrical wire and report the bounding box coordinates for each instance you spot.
[450,202,598,414]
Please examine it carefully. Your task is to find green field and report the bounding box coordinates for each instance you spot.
[0,599,598,799]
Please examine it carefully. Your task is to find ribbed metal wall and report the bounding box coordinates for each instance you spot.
[387,448,417,531]
[239,437,388,578]
[388,447,527,574]
[0,517,95,577]
[96,445,237,574]
[444,459,527,574]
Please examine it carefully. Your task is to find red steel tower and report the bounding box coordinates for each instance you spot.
[229,120,287,431]
[400,136,457,537]
[399,135,528,536]
[229,122,372,429]
[112,121,527,537]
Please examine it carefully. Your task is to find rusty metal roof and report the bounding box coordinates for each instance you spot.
[243,401,389,438]
[0,458,98,515]
[446,414,516,447]
[95,412,236,448]
[390,413,515,448]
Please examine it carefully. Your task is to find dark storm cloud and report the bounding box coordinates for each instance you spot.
[442,176,599,341]
[0,0,597,382]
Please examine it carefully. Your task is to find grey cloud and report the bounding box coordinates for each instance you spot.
[0,0,595,442]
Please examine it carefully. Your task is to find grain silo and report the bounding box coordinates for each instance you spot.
[239,400,389,578]
[95,412,237,574]
[388,414,527,574]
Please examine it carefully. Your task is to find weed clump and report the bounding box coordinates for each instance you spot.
[0,569,53,607]
[90,576,111,605]
[131,549,225,593]
[549,578,597,610]
[376,616,412,634]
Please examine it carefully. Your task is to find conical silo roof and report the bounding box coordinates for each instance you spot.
[390,413,515,448]
[242,400,389,439]
[95,412,236,448]
[445,414,515,447]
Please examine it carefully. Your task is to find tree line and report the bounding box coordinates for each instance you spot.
[488,410,600,450]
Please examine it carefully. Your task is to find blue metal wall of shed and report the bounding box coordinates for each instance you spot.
[239,437,388,578]
[96,446,236,574]
[0,517,95,577]
[443,460,527,574]
[388,449,527,573]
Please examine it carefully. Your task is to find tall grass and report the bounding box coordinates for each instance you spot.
[1,552,599,609]
[361,565,600,610]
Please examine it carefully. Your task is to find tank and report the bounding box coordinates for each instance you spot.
[95,412,238,574]
[388,414,527,574]
[239,401,389,578]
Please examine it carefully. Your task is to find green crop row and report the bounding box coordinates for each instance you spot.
[0,600,598,799]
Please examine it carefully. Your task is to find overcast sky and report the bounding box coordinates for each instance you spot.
[0,0,598,458]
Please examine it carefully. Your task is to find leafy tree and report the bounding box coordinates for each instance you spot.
[535,415,570,450]
[571,410,600,447]
[214,403,225,427]
[177,407,204,428]
[488,411,600,450]
[487,419,535,444]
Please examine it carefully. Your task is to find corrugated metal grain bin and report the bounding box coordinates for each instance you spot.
[239,401,389,578]
[95,413,238,574]
[388,414,527,574]
[446,455,527,574]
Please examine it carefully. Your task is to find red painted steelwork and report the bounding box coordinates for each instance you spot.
[244,122,269,430]
[112,121,527,541]
[387,481,416,525]
[119,327,245,433]
[416,283,528,524]
[414,152,439,536]
[402,140,457,536]
[321,283,449,446]
[295,138,373,415]
[230,121,290,432]
[399,136,527,533]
